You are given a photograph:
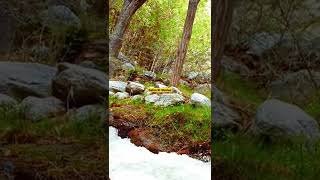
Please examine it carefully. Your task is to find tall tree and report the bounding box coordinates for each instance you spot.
[212,0,234,82]
[109,0,147,57]
[171,0,200,87]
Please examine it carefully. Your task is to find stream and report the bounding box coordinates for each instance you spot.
[109,127,211,180]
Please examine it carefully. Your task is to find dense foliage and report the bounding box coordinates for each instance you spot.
[109,0,211,73]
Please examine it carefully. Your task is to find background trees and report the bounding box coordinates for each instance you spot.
[109,0,211,76]
[212,0,234,82]
[171,0,200,86]
[109,0,147,57]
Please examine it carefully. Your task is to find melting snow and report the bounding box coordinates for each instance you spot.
[109,127,211,180]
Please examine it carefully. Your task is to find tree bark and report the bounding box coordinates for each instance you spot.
[212,0,234,82]
[171,0,200,87]
[109,0,147,57]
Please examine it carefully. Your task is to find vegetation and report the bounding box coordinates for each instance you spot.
[109,0,211,73]
[0,105,107,179]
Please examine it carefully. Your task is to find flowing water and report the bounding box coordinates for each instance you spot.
[109,127,211,180]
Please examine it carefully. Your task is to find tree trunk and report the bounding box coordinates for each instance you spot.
[109,0,147,57]
[171,0,200,87]
[212,0,234,82]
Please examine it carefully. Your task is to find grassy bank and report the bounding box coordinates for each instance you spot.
[0,105,107,179]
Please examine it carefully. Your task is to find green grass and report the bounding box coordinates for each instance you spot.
[148,104,211,141]
[109,95,211,142]
[0,105,105,142]
[178,84,194,97]
[304,92,320,121]
[213,71,320,179]
[217,71,266,107]
[214,134,320,180]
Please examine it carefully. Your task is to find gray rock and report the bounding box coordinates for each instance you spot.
[154,93,185,107]
[109,91,115,96]
[115,92,129,99]
[187,72,199,80]
[131,95,144,101]
[213,100,240,129]
[213,86,227,104]
[172,87,183,95]
[52,63,108,106]
[126,81,145,95]
[72,104,106,122]
[145,94,160,104]
[42,5,81,30]
[190,93,211,107]
[155,83,168,88]
[253,99,320,140]
[79,61,99,70]
[21,96,65,122]
[121,63,135,71]
[197,72,211,83]
[109,81,127,93]
[221,56,250,76]
[144,71,156,79]
[31,45,50,60]
[247,32,281,56]
[0,94,17,106]
[270,70,320,103]
[0,62,57,99]
[118,53,133,63]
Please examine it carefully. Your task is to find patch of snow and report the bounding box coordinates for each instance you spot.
[109,127,211,180]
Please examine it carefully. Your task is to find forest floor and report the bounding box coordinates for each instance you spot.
[212,71,320,180]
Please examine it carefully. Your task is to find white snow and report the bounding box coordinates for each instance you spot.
[109,127,211,180]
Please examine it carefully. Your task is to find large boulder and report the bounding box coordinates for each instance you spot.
[0,94,17,106]
[212,87,240,129]
[190,93,211,107]
[0,62,57,99]
[145,94,160,104]
[109,81,127,93]
[42,5,81,30]
[121,63,135,71]
[115,92,129,99]
[252,99,320,140]
[213,101,241,129]
[154,93,185,107]
[21,96,65,122]
[247,32,282,56]
[186,71,210,83]
[212,86,227,104]
[71,104,106,122]
[126,81,145,95]
[79,61,100,70]
[221,56,250,76]
[270,70,320,103]
[52,63,108,107]
[144,71,156,80]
